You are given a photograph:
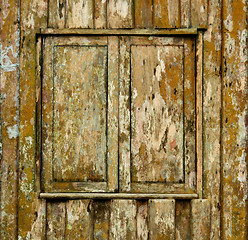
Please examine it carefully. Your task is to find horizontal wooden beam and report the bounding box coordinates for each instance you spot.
[40,193,198,200]
[39,28,198,36]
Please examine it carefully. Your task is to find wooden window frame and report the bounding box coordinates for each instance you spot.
[36,29,203,199]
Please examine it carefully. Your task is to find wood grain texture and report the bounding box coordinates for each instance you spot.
[47,202,66,240]
[119,36,131,192]
[191,0,208,28]
[137,201,148,240]
[107,0,133,28]
[191,199,210,239]
[203,0,222,238]
[107,36,119,192]
[66,0,93,28]
[66,200,93,239]
[196,32,203,198]
[180,0,191,28]
[95,0,107,29]
[222,0,248,239]
[42,37,54,193]
[148,199,175,239]
[135,0,153,28]
[109,200,137,239]
[175,200,191,240]
[18,0,47,238]
[153,0,180,28]
[40,193,199,199]
[48,0,65,28]
[52,42,107,182]
[41,28,198,35]
[183,38,196,193]
[0,0,19,238]
[94,201,110,239]
[131,41,184,184]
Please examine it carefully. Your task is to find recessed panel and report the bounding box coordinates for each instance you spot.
[52,45,107,182]
[131,45,184,183]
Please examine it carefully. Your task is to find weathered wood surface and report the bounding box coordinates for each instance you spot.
[107,36,119,192]
[175,200,191,240]
[66,0,93,28]
[119,36,196,194]
[148,199,175,239]
[18,0,47,238]
[134,0,153,29]
[183,38,196,194]
[47,0,208,29]
[1,0,247,239]
[94,0,107,29]
[222,0,248,239]
[94,201,110,239]
[131,43,184,183]
[47,202,66,239]
[48,0,65,28]
[119,36,131,192]
[0,0,19,238]
[191,199,210,239]
[109,200,137,239]
[180,0,190,28]
[52,40,107,182]
[191,0,208,28]
[40,193,198,200]
[203,0,222,238]
[153,0,180,28]
[107,0,133,29]
[66,200,93,239]
[40,28,198,35]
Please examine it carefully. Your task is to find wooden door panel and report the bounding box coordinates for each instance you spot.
[53,44,107,183]
[41,36,117,193]
[131,44,184,183]
[119,36,196,193]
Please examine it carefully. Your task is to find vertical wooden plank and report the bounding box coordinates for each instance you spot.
[48,0,66,28]
[95,0,107,29]
[203,0,222,238]
[107,0,133,28]
[42,37,53,193]
[196,32,203,198]
[66,0,93,28]
[175,200,191,240]
[137,201,148,240]
[153,0,180,28]
[180,0,191,28]
[107,36,119,192]
[148,199,175,240]
[191,0,208,28]
[222,0,248,239]
[18,0,47,238]
[184,38,196,193]
[191,199,210,239]
[119,36,131,192]
[94,201,110,239]
[134,0,153,28]
[66,200,93,239]
[109,200,137,239]
[47,202,66,240]
[0,0,19,238]
[28,199,47,239]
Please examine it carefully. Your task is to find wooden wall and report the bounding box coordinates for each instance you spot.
[47,0,208,29]
[0,0,247,239]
